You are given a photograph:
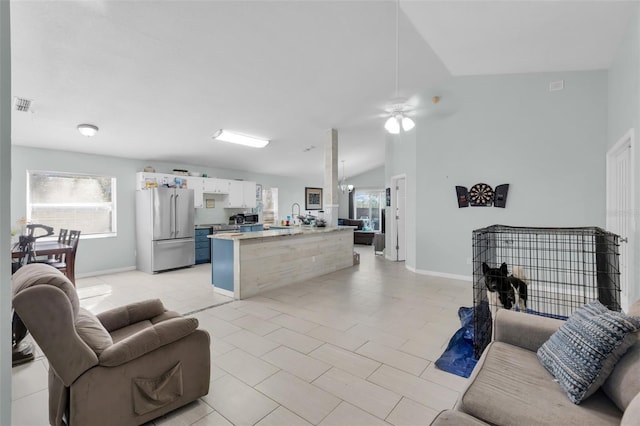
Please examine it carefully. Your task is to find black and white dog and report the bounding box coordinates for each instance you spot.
[482,262,528,312]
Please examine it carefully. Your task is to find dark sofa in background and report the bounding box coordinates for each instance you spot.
[339,218,375,245]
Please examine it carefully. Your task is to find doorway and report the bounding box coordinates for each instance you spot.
[389,175,406,262]
[606,129,635,311]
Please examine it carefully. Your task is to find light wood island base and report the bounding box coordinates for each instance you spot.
[210,227,355,299]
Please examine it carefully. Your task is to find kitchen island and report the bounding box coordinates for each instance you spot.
[209,226,354,299]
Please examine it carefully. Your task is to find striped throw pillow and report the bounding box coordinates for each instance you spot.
[537,303,640,404]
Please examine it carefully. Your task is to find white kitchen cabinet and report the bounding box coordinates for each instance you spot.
[185,177,204,208]
[242,181,257,208]
[225,180,256,208]
[203,178,230,194]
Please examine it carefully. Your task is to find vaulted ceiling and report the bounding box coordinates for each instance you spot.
[10,1,635,179]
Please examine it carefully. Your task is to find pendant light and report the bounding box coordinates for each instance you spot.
[339,161,353,193]
[385,0,414,134]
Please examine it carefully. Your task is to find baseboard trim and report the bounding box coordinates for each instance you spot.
[213,287,234,298]
[406,266,472,282]
[76,266,136,279]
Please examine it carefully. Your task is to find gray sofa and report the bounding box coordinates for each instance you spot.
[339,218,376,245]
[431,301,640,426]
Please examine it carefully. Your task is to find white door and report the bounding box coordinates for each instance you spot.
[606,129,635,311]
[390,176,406,262]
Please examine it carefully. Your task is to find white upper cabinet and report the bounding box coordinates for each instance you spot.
[226,180,256,208]
[185,177,204,208]
[137,173,254,209]
[242,181,257,208]
[203,178,230,194]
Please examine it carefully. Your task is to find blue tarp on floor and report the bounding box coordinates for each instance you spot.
[435,307,478,378]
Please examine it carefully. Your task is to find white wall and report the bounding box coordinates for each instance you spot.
[0,1,11,421]
[385,130,418,269]
[386,70,608,277]
[608,3,640,306]
[11,146,321,276]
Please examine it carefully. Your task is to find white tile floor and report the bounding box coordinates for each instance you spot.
[11,246,473,426]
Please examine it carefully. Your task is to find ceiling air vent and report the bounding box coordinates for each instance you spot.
[14,97,33,112]
[548,80,564,92]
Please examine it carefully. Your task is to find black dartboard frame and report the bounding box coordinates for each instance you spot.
[469,183,494,207]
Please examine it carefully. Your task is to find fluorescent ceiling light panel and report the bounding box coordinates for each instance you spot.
[212,129,269,148]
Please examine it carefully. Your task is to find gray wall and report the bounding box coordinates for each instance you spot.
[390,70,608,277]
[11,146,321,276]
[608,3,640,306]
[1,0,11,420]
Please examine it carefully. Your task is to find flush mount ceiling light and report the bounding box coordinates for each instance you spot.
[384,0,415,134]
[212,129,269,148]
[77,123,99,137]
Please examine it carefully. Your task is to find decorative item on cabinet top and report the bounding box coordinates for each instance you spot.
[455,183,509,208]
[136,172,255,209]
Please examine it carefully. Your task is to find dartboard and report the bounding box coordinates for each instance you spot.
[469,183,494,206]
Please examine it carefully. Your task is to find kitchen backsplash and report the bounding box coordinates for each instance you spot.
[194,194,249,225]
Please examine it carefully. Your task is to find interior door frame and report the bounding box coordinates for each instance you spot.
[606,128,635,311]
[388,174,406,262]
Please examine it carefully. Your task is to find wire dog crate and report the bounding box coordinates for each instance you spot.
[472,225,621,358]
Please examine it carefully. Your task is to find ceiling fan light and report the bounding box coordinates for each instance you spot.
[384,116,400,134]
[402,116,415,131]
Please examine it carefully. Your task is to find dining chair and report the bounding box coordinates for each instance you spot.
[45,228,68,263]
[50,230,81,285]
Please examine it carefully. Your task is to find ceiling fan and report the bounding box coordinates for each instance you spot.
[383,0,415,135]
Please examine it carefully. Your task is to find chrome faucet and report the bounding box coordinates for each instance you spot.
[291,203,301,225]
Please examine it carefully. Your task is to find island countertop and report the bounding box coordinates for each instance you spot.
[209,226,355,299]
[208,226,352,241]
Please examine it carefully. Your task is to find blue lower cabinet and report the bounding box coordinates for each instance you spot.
[240,224,264,232]
[212,238,234,293]
[195,228,211,264]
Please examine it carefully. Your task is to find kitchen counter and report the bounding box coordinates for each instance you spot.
[209,226,354,299]
[209,226,350,241]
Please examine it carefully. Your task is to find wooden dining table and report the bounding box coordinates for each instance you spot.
[11,241,75,283]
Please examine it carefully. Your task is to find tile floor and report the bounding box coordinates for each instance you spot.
[11,246,473,426]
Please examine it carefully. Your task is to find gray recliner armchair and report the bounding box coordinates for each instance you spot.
[12,264,211,426]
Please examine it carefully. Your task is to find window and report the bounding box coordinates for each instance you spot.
[261,187,278,225]
[27,170,117,237]
[354,189,384,232]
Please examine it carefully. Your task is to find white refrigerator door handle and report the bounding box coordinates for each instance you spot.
[169,193,175,237]
[156,238,195,245]
[175,193,180,235]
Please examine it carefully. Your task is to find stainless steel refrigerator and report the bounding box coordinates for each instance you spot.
[136,187,195,273]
